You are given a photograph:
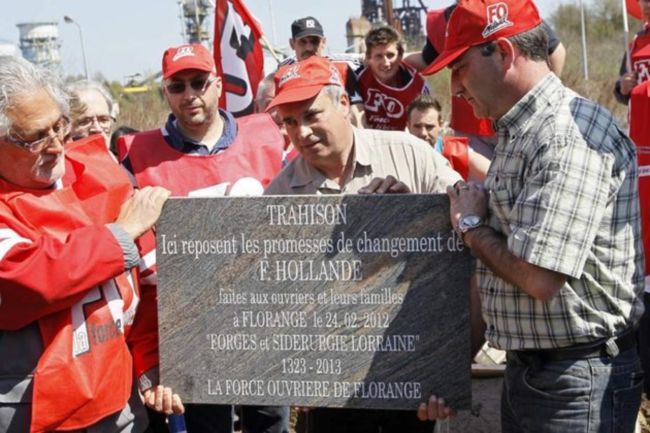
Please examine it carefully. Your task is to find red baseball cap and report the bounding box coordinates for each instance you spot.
[422,0,542,75]
[162,44,216,79]
[266,56,343,111]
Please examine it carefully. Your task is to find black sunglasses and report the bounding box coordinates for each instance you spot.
[165,76,216,94]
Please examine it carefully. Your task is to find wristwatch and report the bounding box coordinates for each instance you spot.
[457,214,484,235]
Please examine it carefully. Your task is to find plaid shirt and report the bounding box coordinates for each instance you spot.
[479,73,645,350]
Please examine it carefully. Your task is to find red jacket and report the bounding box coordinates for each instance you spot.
[120,113,284,196]
[0,136,157,432]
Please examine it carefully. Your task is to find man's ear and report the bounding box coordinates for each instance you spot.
[213,75,223,99]
[495,38,515,70]
[161,82,170,102]
[289,38,296,50]
[338,92,351,117]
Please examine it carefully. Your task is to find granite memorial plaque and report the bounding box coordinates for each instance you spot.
[156,194,473,410]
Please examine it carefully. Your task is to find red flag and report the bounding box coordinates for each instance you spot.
[629,80,650,290]
[627,0,643,21]
[214,0,264,117]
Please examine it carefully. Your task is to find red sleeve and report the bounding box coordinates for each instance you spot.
[128,229,160,376]
[128,282,160,377]
[0,225,125,330]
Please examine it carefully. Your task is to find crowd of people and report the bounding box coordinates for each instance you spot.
[1,0,649,432]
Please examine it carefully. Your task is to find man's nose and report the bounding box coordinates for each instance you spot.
[296,123,313,141]
[89,118,103,133]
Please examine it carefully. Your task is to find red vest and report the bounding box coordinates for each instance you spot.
[358,62,427,131]
[121,113,284,196]
[0,137,144,432]
[629,81,650,287]
[632,28,650,83]
[442,136,470,181]
[425,7,495,137]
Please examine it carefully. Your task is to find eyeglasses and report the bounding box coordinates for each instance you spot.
[76,114,115,129]
[165,76,216,94]
[3,116,71,153]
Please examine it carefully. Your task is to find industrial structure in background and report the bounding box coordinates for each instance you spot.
[359,0,428,49]
[16,22,62,70]
[122,0,215,94]
[178,0,213,46]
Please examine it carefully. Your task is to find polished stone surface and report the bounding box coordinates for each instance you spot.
[156,194,473,410]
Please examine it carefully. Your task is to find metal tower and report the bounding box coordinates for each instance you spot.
[178,0,213,46]
[360,0,427,48]
[16,22,62,70]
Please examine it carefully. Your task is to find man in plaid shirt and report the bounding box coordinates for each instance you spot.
[418,1,645,432]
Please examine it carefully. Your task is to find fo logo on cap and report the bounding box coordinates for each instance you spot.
[305,19,316,28]
[172,46,195,62]
[482,3,513,38]
[278,65,301,88]
[328,65,342,85]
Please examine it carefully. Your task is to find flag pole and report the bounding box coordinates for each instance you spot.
[622,0,633,72]
[579,0,589,80]
[268,0,278,46]
[261,34,282,64]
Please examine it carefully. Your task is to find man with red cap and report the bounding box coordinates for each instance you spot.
[265,55,463,433]
[118,44,287,433]
[405,4,565,160]
[280,16,366,127]
[416,1,644,432]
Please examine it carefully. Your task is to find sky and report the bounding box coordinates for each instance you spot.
[1,0,564,83]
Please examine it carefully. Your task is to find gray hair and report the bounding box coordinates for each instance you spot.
[66,79,115,117]
[254,73,276,112]
[508,25,549,63]
[322,84,345,104]
[0,56,69,135]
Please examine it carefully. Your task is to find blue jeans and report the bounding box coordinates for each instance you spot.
[501,348,643,433]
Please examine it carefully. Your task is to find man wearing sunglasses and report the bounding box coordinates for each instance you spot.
[118,44,287,433]
[0,55,182,432]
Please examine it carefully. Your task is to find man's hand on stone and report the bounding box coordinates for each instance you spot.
[115,186,171,239]
[417,395,456,421]
[358,175,411,194]
[143,385,184,415]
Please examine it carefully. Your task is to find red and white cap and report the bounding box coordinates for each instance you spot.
[266,56,343,111]
[422,0,542,75]
[162,44,216,79]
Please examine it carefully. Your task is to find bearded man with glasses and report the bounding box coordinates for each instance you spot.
[0,55,183,432]
[118,44,287,433]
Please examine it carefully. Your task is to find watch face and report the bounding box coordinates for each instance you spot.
[464,215,482,226]
[459,214,483,231]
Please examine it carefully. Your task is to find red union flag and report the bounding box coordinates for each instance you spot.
[627,0,643,21]
[214,0,264,117]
